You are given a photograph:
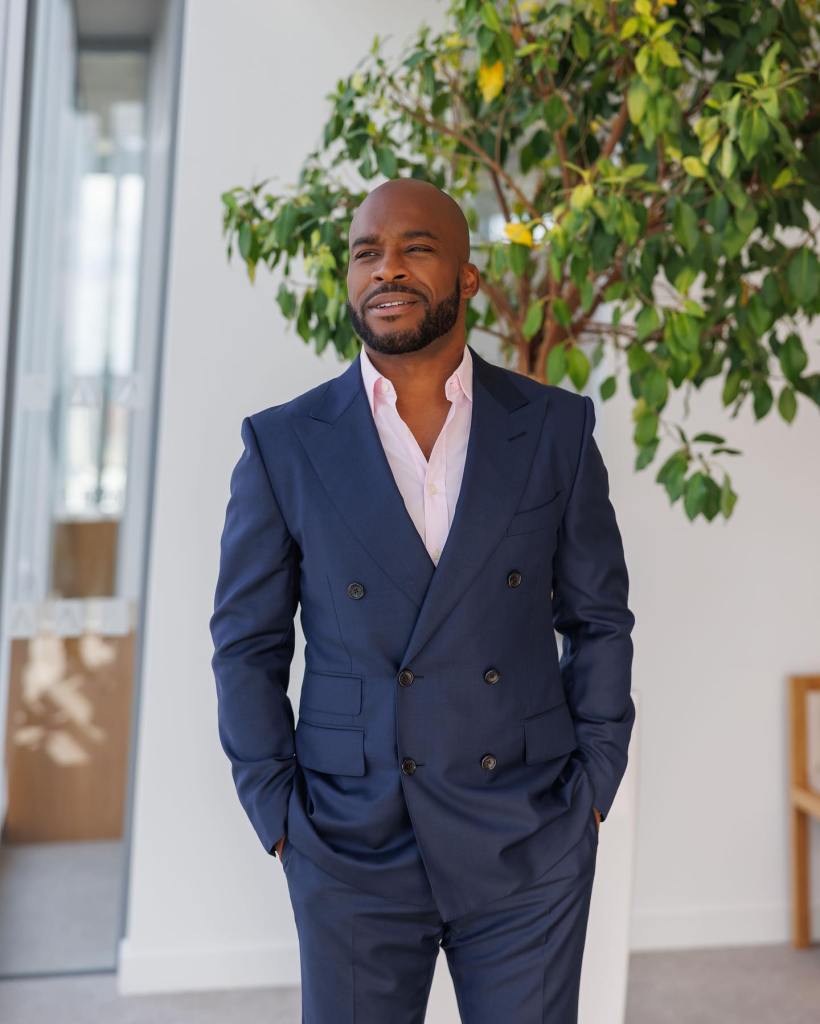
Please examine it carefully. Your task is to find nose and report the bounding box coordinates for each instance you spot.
[372,250,409,282]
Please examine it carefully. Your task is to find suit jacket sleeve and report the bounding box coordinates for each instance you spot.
[209,415,299,856]
[552,395,636,822]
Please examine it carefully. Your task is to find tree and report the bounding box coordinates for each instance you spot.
[221,0,820,522]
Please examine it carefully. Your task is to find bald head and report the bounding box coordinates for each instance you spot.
[349,178,471,261]
[345,177,480,357]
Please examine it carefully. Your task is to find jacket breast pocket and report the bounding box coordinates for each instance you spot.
[295,719,365,776]
[523,699,578,764]
[505,488,563,537]
[299,669,362,717]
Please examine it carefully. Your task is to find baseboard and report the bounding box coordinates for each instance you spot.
[629,901,815,951]
[116,937,301,995]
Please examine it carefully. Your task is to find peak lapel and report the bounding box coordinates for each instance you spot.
[291,352,436,610]
[399,346,548,666]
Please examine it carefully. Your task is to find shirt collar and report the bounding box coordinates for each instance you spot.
[359,344,473,418]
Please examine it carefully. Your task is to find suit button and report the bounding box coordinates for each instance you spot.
[401,758,417,774]
[507,570,522,588]
[481,753,497,770]
[397,668,415,686]
[346,581,365,599]
[483,667,501,685]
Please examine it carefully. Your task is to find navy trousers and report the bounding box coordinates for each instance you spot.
[279,812,599,1023]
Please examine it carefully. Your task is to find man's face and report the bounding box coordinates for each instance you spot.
[345,201,464,355]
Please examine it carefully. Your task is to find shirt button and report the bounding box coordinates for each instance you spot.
[481,753,497,771]
[428,483,437,495]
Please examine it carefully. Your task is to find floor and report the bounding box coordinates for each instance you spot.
[0,840,123,975]
[1,945,820,1023]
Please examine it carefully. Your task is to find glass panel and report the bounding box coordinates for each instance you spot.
[0,0,177,977]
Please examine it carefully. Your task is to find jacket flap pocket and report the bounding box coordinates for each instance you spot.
[523,700,577,764]
[506,489,563,536]
[295,720,365,776]
[300,670,362,716]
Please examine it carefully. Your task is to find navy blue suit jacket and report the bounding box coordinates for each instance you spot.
[209,343,635,919]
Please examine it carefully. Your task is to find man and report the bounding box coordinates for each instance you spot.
[209,177,635,1022]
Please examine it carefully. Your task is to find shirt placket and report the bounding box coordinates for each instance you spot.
[426,380,460,564]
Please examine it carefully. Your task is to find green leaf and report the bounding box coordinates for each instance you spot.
[480,2,501,32]
[684,472,708,520]
[522,300,545,341]
[738,107,769,161]
[238,221,253,260]
[276,283,297,318]
[552,297,572,328]
[722,369,743,405]
[547,341,568,384]
[572,23,590,59]
[752,379,773,419]
[720,476,738,518]
[376,146,398,177]
[641,367,668,408]
[636,305,661,342]
[786,248,819,306]
[778,333,808,381]
[634,410,658,445]
[543,94,567,131]
[600,375,617,400]
[567,345,590,390]
[778,385,797,422]
[508,243,530,277]
[673,202,699,253]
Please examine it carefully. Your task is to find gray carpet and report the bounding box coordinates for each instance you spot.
[625,944,820,1023]
[2,945,820,1023]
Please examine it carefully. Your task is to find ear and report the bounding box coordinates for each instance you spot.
[460,262,481,300]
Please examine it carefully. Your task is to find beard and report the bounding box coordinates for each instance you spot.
[346,276,462,355]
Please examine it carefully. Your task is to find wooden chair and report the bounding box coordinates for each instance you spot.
[789,674,820,948]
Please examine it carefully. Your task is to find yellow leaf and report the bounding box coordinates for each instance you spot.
[478,61,505,104]
[570,183,594,210]
[701,134,720,165]
[443,33,462,49]
[683,156,706,177]
[656,39,681,67]
[504,222,534,247]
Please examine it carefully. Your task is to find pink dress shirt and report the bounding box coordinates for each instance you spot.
[359,344,473,566]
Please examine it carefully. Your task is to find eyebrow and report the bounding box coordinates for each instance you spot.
[349,229,441,249]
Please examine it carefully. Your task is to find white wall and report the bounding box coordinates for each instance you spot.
[119,0,820,995]
[622,324,820,950]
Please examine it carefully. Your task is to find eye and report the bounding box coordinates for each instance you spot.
[407,246,432,253]
[355,250,376,259]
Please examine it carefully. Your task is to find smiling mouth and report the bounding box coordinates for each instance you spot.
[368,298,419,312]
